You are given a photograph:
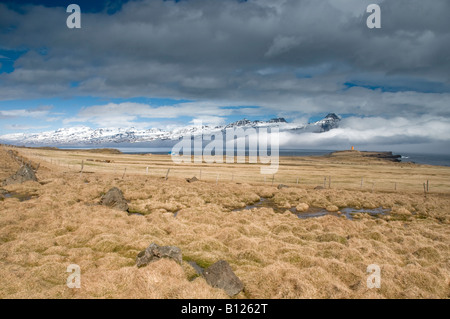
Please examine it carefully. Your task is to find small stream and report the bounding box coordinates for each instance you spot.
[234,198,390,220]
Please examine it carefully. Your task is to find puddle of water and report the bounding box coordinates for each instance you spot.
[187,261,204,275]
[233,198,288,214]
[295,206,390,220]
[294,207,331,219]
[2,191,35,202]
[128,212,144,217]
[339,207,391,219]
[234,197,390,220]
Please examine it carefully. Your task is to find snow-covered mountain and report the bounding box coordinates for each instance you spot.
[0,113,341,146]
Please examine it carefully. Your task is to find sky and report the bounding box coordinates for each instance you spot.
[0,0,449,152]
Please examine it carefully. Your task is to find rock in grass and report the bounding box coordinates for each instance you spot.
[296,202,309,212]
[326,205,339,212]
[314,186,324,190]
[136,243,182,268]
[203,260,244,297]
[2,165,37,186]
[186,176,199,183]
[277,184,289,190]
[100,187,129,212]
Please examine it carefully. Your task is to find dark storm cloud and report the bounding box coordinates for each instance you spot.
[0,0,449,120]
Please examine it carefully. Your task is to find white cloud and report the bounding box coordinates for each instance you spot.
[190,116,226,127]
[0,106,52,119]
[63,101,248,128]
[277,115,450,149]
[265,35,302,57]
[4,124,50,130]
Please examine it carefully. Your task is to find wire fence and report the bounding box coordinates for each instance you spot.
[4,145,449,195]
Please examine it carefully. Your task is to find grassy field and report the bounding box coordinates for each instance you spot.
[0,145,449,298]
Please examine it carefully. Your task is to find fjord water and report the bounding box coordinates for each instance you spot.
[61,147,450,167]
[397,152,450,167]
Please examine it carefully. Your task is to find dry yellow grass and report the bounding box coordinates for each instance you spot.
[0,146,449,299]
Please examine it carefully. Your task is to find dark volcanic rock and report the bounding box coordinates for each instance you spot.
[100,187,129,211]
[136,243,182,268]
[186,176,199,183]
[330,150,402,162]
[2,165,38,186]
[0,188,7,200]
[268,117,287,123]
[203,260,244,297]
[363,151,402,162]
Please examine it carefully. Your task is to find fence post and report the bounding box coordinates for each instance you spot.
[80,160,84,178]
[165,168,171,181]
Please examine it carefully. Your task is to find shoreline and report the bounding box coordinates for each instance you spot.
[3,144,450,167]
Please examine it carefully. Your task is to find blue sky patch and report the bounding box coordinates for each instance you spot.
[0,49,27,74]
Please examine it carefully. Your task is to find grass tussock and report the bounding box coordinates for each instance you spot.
[0,147,449,298]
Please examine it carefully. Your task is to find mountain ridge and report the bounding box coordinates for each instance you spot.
[0,113,341,146]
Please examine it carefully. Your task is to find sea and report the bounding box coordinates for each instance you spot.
[70,147,450,167]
